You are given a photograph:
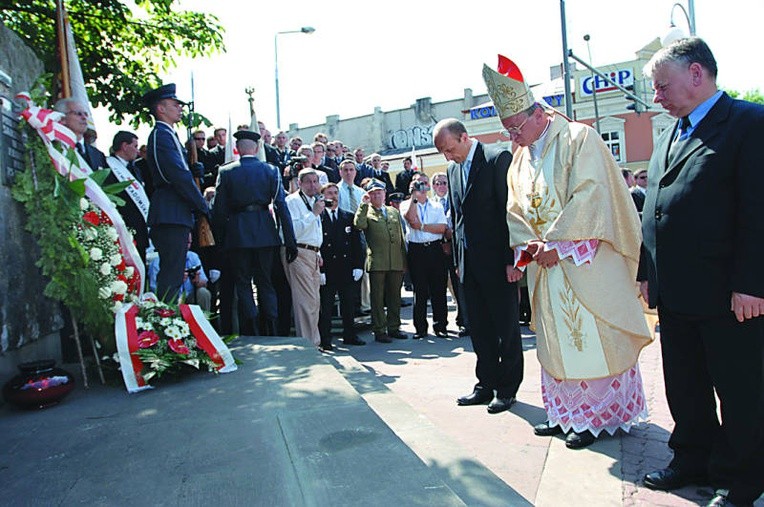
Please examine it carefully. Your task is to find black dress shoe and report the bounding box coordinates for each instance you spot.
[413,331,427,339]
[343,337,366,346]
[487,396,516,414]
[318,343,333,352]
[374,333,392,343]
[457,388,493,406]
[434,329,449,338]
[565,430,596,449]
[458,327,470,337]
[388,330,408,340]
[533,421,564,436]
[643,467,708,491]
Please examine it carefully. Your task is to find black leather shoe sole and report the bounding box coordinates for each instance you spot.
[487,396,516,414]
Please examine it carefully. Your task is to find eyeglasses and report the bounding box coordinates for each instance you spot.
[433,181,447,186]
[194,137,205,141]
[501,114,531,138]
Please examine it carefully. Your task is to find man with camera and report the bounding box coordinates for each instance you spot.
[401,173,449,339]
[283,168,325,347]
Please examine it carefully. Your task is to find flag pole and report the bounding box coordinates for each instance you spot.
[55,0,71,98]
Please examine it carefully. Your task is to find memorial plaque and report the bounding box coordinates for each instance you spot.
[1,109,25,186]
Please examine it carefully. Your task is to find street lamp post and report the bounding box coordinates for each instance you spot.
[583,34,600,134]
[663,1,697,45]
[274,26,315,130]
[559,0,573,118]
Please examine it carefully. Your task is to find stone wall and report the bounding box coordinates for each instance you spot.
[0,21,64,378]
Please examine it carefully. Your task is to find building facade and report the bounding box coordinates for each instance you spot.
[286,39,668,179]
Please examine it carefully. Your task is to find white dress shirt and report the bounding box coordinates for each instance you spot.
[285,191,323,247]
[338,181,364,213]
[400,198,447,244]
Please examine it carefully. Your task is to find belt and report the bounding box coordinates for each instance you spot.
[238,203,266,212]
[296,243,320,252]
[410,239,442,247]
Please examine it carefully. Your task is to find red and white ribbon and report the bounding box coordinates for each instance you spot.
[16,93,145,293]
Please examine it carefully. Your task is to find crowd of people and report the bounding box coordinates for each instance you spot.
[57,35,762,507]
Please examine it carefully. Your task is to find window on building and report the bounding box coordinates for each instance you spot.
[597,117,626,163]
[601,131,622,162]
[651,113,675,144]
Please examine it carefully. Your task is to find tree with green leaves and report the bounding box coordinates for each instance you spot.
[726,89,764,105]
[0,0,225,126]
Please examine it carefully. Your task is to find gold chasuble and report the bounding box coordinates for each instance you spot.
[507,114,652,381]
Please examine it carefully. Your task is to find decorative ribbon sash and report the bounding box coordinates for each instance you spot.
[106,156,150,221]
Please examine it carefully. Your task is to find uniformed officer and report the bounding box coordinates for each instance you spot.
[318,183,365,350]
[211,129,297,336]
[142,83,209,302]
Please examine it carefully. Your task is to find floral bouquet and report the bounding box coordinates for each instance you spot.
[115,294,238,391]
[75,198,142,314]
[132,298,219,381]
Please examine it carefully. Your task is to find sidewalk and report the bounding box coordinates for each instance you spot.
[332,289,762,507]
[1,289,761,506]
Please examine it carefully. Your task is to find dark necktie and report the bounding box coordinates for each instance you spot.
[669,116,691,162]
[331,210,337,223]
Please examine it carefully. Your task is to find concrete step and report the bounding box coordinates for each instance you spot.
[326,352,530,506]
[0,336,484,506]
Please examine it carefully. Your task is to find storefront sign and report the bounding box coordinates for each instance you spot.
[580,68,634,96]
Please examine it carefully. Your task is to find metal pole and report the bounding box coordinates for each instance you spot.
[568,50,651,109]
[688,0,696,35]
[274,33,281,130]
[559,0,573,118]
[584,35,600,134]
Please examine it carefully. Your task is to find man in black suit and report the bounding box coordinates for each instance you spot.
[105,131,150,266]
[55,98,107,171]
[211,130,297,336]
[368,153,395,195]
[318,183,365,350]
[630,168,647,213]
[639,37,764,507]
[434,118,523,415]
[395,156,416,198]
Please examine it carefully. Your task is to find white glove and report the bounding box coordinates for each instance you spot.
[352,269,363,282]
[320,273,326,286]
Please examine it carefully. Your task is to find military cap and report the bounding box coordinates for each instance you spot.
[364,178,386,192]
[233,130,261,142]
[388,192,404,203]
[141,83,187,108]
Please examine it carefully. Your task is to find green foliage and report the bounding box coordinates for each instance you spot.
[11,132,114,342]
[0,0,225,127]
[725,88,764,105]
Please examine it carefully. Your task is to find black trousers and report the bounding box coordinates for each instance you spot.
[318,280,357,347]
[150,224,191,303]
[272,248,293,336]
[407,242,448,333]
[462,251,523,399]
[232,246,276,335]
[658,307,764,504]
